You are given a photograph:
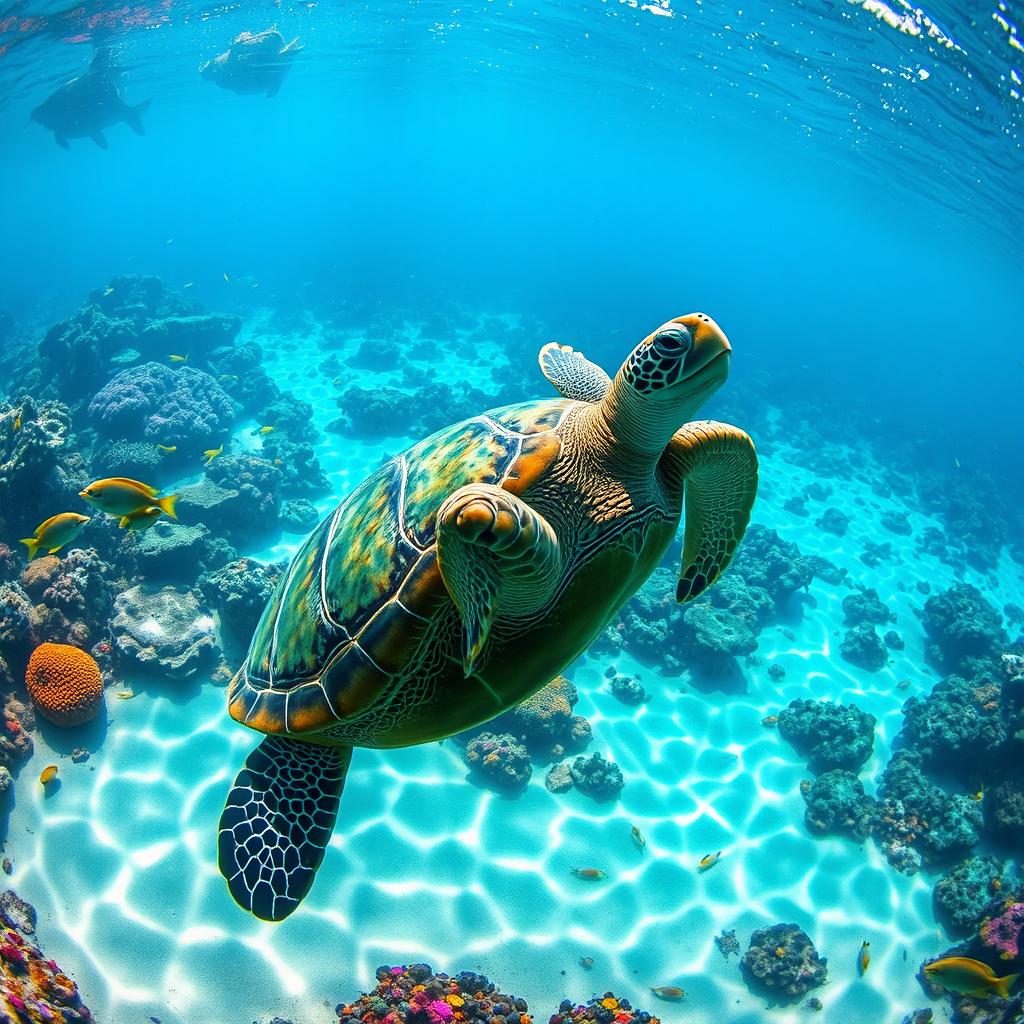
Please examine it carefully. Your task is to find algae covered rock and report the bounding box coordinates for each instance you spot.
[570,751,624,802]
[198,557,285,652]
[920,583,1007,674]
[740,922,828,998]
[111,585,220,678]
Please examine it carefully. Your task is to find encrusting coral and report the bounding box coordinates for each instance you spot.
[24,643,103,727]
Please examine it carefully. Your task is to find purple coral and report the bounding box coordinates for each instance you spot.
[88,362,235,449]
[980,902,1024,960]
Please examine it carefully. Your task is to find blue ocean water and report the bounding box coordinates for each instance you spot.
[0,1,1022,1022]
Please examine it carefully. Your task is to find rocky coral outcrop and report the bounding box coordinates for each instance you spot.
[920,584,1007,675]
[740,923,828,998]
[462,732,531,790]
[779,699,876,773]
[198,558,284,656]
[569,752,624,802]
[19,549,113,650]
[934,857,1010,933]
[840,622,888,672]
[89,362,234,449]
[801,769,878,839]
[111,585,220,679]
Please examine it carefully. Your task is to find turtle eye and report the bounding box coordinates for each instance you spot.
[653,327,692,353]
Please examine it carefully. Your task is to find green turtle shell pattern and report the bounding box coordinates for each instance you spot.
[227,399,573,739]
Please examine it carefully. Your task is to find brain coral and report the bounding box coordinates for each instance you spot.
[25,642,103,726]
[88,361,235,449]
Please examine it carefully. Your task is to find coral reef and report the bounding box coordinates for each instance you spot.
[841,587,892,627]
[740,923,828,998]
[92,439,163,478]
[24,643,103,727]
[778,699,876,772]
[280,499,319,534]
[607,671,648,706]
[934,857,1011,933]
[198,558,285,655]
[839,622,888,672]
[110,585,220,679]
[569,752,624,802]
[88,362,234,449]
[125,521,236,583]
[801,769,877,839]
[19,549,113,650]
[920,584,1007,675]
[462,733,531,790]
[980,902,1024,960]
[815,508,849,536]
[901,673,1005,779]
[0,889,92,1022]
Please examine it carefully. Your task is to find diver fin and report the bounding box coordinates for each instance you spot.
[54,134,69,150]
[218,736,352,921]
[538,342,612,403]
[91,131,108,149]
[125,98,151,136]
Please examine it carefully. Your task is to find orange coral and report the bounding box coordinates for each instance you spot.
[25,642,103,727]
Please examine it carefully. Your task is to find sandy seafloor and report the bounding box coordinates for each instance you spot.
[6,313,1022,1024]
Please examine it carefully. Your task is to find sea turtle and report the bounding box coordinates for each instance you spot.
[219,313,758,920]
[199,28,302,98]
[31,48,149,149]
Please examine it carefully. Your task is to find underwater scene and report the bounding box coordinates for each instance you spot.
[1,0,1023,1022]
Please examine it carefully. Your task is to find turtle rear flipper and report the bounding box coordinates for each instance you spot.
[218,736,352,921]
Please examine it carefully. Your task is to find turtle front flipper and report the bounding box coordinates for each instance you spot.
[437,483,562,676]
[538,343,612,403]
[218,736,352,921]
[660,420,758,603]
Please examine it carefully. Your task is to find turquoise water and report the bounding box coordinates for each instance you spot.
[1,2,1022,1023]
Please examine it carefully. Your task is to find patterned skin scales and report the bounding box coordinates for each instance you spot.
[219,314,759,921]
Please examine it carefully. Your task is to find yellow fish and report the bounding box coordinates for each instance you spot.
[256,425,275,436]
[698,851,722,872]
[859,940,870,975]
[102,286,115,296]
[80,478,177,519]
[12,414,21,431]
[157,444,177,453]
[923,957,1019,999]
[169,353,188,363]
[570,867,607,880]
[116,689,135,700]
[119,506,163,531]
[649,987,685,1001]
[203,444,224,466]
[39,765,58,785]
[631,825,646,851]
[20,512,91,560]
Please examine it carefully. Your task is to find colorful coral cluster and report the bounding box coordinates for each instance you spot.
[550,993,659,1024]
[980,902,1024,960]
[24,643,103,727]
[0,924,92,1022]
[335,964,529,1024]
[333,965,661,1024]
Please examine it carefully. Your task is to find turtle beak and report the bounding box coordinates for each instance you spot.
[671,313,731,380]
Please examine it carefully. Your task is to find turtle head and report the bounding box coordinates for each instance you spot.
[600,313,732,455]
[620,313,731,406]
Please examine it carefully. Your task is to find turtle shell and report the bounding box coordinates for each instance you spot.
[228,399,571,738]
